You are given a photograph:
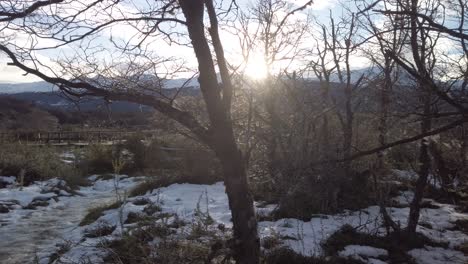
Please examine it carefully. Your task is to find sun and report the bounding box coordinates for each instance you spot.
[244,53,268,80]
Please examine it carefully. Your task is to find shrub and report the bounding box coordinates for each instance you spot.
[61,170,91,190]
[79,144,114,174]
[321,225,447,264]
[129,166,221,198]
[0,143,86,187]
[266,164,374,220]
[122,134,147,169]
[79,200,123,226]
[102,223,175,264]
[129,175,177,197]
[177,148,221,184]
[121,135,168,172]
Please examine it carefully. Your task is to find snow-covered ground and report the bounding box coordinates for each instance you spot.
[0,175,143,264]
[55,181,468,264]
[1,173,468,264]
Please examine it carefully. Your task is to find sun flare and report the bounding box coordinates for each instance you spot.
[244,53,268,80]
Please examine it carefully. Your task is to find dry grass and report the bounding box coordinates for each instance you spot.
[79,200,123,226]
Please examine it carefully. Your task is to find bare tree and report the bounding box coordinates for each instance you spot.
[0,1,260,262]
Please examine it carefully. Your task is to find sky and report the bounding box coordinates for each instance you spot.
[0,0,343,84]
[0,0,462,84]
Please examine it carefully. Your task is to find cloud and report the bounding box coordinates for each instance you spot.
[285,0,338,10]
[310,0,338,10]
[0,59,41,83]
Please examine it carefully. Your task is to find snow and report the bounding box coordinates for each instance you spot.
[259,207,383,256]
[49,182,468,262]
[0,176,16,185]
[392,169,418,181]
[0,179,60,207]
[339,245,388,258]
[338,245,388,263]
[1,171,468,264]
[152,182,232,225]
[392,190,414,206]
[392,169,441,188]
[408,246,468,264]
[0,175,143,264]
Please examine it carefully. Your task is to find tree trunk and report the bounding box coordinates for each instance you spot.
[214,130,260,264]
[179,1,260,263]
[461,124,467,168]
[320,78,331,160]
[407,93,432,233]
[430,141,452,188]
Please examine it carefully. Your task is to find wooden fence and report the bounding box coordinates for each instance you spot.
[0,130,155,145]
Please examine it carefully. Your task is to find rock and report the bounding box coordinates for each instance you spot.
[0,176,16,188]
[132,198,150,206]
[24,200,50,210]
[84,224,116,238]
[143,203,162,215]
[0,204,9,213]
[32,196,52,202]
[125,212,145,224]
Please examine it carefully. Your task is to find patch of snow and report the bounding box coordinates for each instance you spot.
[3,173,468,264]
[256,203,278,217]
[339,245,388,258]
[65,181,468,261]
[338,245,388,264]
[0,175,143,264]
[0,176,16,185]
[392,191,414,206]
[155,182,232,226]
[0,184,56,207]
[259,207,383,256]
[367,258,388,264]
[392,170,418,181]
[408,246,468,264]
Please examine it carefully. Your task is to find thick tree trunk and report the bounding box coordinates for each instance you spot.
[214,130,260,264]
[179,1,260,263]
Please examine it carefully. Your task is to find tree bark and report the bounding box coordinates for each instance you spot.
[407,93,432,233]
[179,1,260,263]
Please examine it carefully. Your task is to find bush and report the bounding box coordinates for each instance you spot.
[270,165,373,220]
[79,144,115,174]
[0,143,86,187]
[177,148,221,184]
[102,223,178,264]
[321,225,448,264]
[120,134,149,172]
[79,200,123,226]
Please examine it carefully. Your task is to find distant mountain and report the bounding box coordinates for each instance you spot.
[1,83,202,113]
[0,77,199,94]
[0,81,57,94]
[164,78,199,88]
[0,96,59,130]
[5,92,153,113]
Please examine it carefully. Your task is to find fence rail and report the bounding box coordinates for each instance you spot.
[0,130,155,145]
